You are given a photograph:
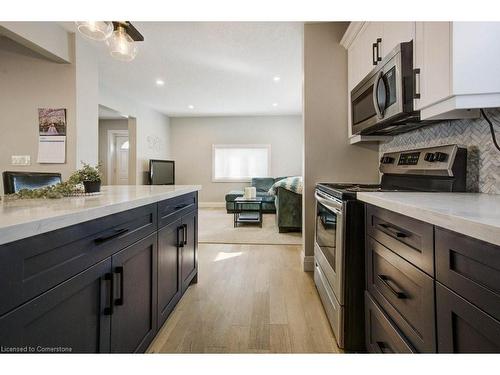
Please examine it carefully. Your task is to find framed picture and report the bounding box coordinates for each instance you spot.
[38,108,67,136]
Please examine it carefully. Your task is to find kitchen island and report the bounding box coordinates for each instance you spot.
[0,185,201,353]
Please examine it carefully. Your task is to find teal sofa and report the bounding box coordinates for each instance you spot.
[225,177,283,213]
[275,187,302,233]
[225,177,302,233]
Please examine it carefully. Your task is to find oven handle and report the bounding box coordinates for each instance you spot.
[315,191,343,215]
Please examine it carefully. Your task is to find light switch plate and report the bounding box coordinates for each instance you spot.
[11,155,31,166]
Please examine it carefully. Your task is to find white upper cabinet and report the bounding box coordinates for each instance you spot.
[415,22,500,120]
[343,22,414,92]
[380,22,415,56]
[414,22,451,112]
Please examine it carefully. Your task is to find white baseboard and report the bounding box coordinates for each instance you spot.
[301,250,314,272]
[199,202,226,208]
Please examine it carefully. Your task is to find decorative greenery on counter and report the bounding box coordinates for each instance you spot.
[9,163,101,200]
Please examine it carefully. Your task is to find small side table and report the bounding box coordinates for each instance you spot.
[233,197,263,228]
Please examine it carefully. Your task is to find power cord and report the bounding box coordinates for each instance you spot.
[481,108,500,152]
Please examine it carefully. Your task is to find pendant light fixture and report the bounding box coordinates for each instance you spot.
[106,23,138,62]
[75,21,144,62]
[75,21,113,41]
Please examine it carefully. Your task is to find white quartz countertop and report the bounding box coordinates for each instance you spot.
[357,192,500,247]
[0,185,201,246]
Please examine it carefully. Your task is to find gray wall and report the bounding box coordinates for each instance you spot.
[303,23,380,264]
[380,108,500,194]
[98,119,129,185]
[170,115,303,202]
[0,36,76,194]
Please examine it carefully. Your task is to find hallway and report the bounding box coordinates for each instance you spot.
[148,243,339,353]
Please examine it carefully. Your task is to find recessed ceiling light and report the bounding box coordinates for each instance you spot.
[156,79,165,86]
[272,103,278,107]
[188,104,194,109]
[273,76,281,82]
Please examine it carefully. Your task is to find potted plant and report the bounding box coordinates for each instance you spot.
[70,163,102,193]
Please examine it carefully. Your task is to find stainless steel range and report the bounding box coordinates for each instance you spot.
[314,144,467,352]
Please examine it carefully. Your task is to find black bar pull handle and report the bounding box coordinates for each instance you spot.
[114,266,124,306]
[103,272,114,315]
[183,223,188,245]
[376,38,382,62]
[95,228,129,245]
[377,223,407,238]
[174,203,189,210]
[378,274,407,299]
[413,68,421,99]
[372,43,377,66]
[178,225,184,248]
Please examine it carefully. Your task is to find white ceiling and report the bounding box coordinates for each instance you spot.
[91,22,303,117]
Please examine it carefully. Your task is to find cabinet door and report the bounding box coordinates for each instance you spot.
[181,210,198,293]
[0,258,112,353]
[414,22,451,110]
[436,283,500,353]
[157,219,183,328]
[348,22,383,90]
[111,233,158,353]
[381,22,415,57]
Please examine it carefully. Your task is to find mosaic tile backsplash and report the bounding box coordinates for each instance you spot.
[379,108,500,194]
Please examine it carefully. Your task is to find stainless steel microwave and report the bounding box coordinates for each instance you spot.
[350,41,424,136]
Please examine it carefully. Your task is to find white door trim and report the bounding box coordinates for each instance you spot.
[107,129,129,185]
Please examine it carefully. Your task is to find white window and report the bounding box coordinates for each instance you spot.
[212,144,271,182]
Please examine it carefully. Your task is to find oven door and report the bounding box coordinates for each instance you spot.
[314,190,345,304]
[351,46,405,136]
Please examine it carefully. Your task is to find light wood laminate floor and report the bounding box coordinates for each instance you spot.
[147,243,340,353]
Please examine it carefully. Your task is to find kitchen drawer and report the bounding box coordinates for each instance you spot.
[436,282,500,353]
[436,227,500,321]
[314,259,344,348]
[0,203,157,316]
[366,237,436,352]
[366,205,434,275]
[365,292,415,353]
[158,192,197,228]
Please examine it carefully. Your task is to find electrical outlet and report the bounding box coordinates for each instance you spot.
[11,155,31,166]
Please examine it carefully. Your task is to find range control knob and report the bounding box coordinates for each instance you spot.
[424,152,435,162]
[433,152,448,162]
[380,156,394,164]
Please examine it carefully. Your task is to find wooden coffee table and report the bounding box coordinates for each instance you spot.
[233,197,263,228]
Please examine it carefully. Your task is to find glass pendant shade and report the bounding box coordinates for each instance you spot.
[106,26,138,62]
[76,21,113,41]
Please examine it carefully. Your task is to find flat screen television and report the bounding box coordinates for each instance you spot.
[149,159,175,185]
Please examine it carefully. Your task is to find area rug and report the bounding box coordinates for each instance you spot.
[198,208,302,245]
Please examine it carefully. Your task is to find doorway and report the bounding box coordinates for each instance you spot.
[109,130,129,185]
[98,105,135,185]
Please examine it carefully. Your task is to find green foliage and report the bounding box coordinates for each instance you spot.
[69,163,102,184]
[9,163,101,200]
[14,181,83,200]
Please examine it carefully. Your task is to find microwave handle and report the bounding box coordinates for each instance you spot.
[413,68,421,99]
[376,38,382,62]
[372,71,385,119]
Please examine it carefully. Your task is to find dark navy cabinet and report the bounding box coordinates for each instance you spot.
[0,191,198,354]
[181,209,198,293]
[157,219,183,328]
[364,204,500,354]
[0,258,112,353]
[110,233,158,353]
